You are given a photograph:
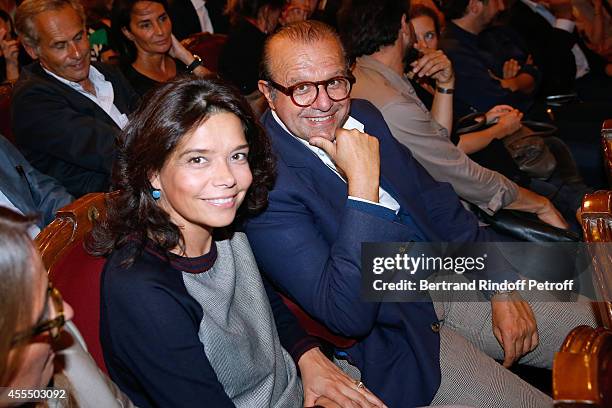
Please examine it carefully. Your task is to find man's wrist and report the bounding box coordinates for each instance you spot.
[488,289,520,301]
[536,197,552,214]
[347,176,380,202]
[436,78,455,89]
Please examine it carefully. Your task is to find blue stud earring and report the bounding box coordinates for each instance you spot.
[151,189,161,200]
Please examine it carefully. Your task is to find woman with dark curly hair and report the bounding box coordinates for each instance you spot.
[89,76,386,408]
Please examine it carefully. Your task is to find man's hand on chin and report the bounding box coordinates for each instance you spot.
[309,128,380,202]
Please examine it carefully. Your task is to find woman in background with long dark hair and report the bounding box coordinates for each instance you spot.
[111,0,211,96]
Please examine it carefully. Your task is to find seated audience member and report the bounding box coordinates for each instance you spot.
[574,0,612,65]
[218,0,284,96]
[0,133,73,237]
[437,0,539,116]
[340,0,572,228]
[83,0,118,63]
[575,0,612,76]
[88,76,385,408]
[111,0,212,97]
[12,0,139,198]
[246,20,598,407]
[496,0,612,102]
[0,208,135,408]
[167,0,229,40]
[279,0,341,26]
[0,10,20,83]
[439,0,610,187]
[279,0,314,25]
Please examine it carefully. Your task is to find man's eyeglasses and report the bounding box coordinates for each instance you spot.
[11,284,65,346]
[266,75,356,107]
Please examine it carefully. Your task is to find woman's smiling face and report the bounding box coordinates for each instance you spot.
[150,111,253,239]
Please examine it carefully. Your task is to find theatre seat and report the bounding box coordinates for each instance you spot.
[602,119,612,186]
[181,32,228,73]
[0,83,14,144]
[552,190,612,407]
[280,295,357,349]
[35,192,113,373]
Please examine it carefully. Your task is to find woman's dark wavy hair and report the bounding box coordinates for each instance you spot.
[337,0,411,60]
[111,0,169,64]
[409,4,442,37]
[87,76,276,265]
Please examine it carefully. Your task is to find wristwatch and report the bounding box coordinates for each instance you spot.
[186,55,203,73]
[436,85,454,94]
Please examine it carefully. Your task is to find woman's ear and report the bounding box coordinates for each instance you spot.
[121,26,135,41]
[149,172,161,191]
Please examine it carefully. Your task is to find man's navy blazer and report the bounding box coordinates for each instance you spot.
[245,99,499,407]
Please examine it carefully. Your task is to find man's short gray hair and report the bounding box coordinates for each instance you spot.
[15,0,85,48]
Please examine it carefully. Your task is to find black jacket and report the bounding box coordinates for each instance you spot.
[167,0,229,40]
[11,62,139,197]
[503,0,577,96]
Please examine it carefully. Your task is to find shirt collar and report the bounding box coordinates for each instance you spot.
[356,55,414,89]
[270,109,364,167]
[520,0,540,12]
[42,64,105,93]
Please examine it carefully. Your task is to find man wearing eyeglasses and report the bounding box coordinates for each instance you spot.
[245,20,596,408]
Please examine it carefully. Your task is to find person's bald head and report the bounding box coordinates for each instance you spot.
[260,20,348,84]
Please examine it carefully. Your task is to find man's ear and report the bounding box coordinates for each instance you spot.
[468,0,483,15]
[22,40,39,60]
[400,13,409,34]
[121,26,135,41]
[258,80,276,110]
[399,13,413,46]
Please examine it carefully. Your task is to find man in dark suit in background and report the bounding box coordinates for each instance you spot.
[499,0,612,101]
[245,20,597,408]
[167,0,229,40]
[12,0,138,197]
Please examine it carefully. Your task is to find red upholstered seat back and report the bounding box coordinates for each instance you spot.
[36,192,113,373]
[181,33,228,73]
[603,119,612,186]
[0,83,14,144]
[50,239,107,372]
[281,295,357,349]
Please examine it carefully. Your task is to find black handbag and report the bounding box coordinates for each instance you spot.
[456,113,558,180]
[468,204,581,242]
